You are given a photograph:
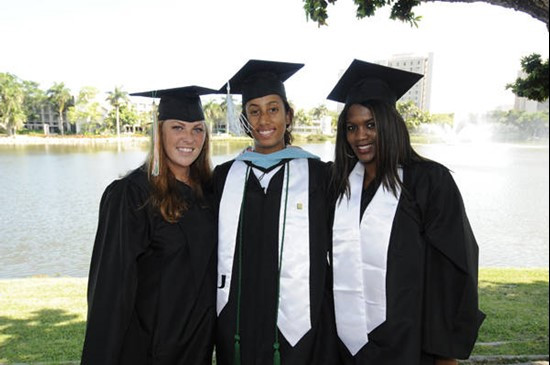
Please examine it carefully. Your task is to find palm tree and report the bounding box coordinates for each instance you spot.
[0,73,26,135]
[310,104,329,121]
[106,86,129,140]
[203,99,224,133]
[47,82,72,135]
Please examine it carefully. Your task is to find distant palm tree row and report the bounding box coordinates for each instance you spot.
[3,72,545,141]
[0,73,146,136]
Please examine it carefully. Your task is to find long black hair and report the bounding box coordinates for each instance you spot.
[331,100,425,202]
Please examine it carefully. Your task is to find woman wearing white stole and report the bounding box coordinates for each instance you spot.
[327,60,485,365]
[213,60,339,365]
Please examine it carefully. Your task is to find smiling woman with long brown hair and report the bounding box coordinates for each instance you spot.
[81,86,218,365]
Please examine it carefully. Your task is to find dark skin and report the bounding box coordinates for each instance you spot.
[344,104,377,188]
[245,94,291,154]
[345,103,458,365]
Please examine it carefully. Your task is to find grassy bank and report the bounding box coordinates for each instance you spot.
[0,278,86,363]
[0,269,548,363]
[475,269,549,356]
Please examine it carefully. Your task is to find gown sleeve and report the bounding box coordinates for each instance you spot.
[420,166,486,360]
[81,176,152,364]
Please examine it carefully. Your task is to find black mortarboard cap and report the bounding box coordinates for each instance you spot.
[131,85,217,122]
[327,59,423,105]
[219,60,304,105]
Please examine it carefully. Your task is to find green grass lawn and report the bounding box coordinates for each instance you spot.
[0,277,87,363]
[0,269,548,363]
[473,268,549,356]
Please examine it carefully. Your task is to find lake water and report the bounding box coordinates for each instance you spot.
[0,140,548,278]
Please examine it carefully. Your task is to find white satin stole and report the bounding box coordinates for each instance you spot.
[332,162,402,355]
[217,159,312,347]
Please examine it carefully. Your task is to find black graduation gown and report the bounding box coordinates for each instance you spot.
[213,158,339,365]
[334,160,485,365]
[81,167,217,365]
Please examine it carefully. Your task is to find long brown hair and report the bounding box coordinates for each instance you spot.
[331,100,425,202]
[146,120,212,223]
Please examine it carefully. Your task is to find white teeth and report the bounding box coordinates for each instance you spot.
[259,130,274,135]
[177,147,193,152]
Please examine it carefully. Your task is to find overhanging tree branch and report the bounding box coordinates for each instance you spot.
[303,0,549,29]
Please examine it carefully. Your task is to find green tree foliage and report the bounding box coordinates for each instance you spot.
[507,54,549,102]
[327,109,340,130]
[302,0,548,28]
[431,112,454,127]
[104,104,139,134]
[295,108,313,126]
[488,109,549,140]
[47,82,72,135]
[21,80,46,123]
[67,87,104,134]
[106,86,129,138]
[203,99,225,133]
[396,100,431,130]
[310,104,329,121]
[0,73,26,135]
[136,110,153,134]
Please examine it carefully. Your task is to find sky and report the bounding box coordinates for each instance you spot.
[0,0,548,114]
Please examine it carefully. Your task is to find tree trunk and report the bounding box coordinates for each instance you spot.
[59,107,64,135]
[116,106,121,141]
[424,0,549,29]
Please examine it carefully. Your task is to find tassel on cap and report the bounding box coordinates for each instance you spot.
[151,104,160,177]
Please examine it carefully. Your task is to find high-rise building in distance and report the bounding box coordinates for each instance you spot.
[378,53,434,111]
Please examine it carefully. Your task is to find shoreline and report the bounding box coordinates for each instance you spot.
[0,134,255,145]
[0,134,150,145]
[1,134,547,147]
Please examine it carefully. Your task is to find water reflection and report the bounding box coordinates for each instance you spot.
[0,140,548,278]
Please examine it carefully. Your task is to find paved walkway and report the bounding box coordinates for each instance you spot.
[461,357,549,365]
[2,358,548,365]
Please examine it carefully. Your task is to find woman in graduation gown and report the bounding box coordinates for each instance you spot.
[328,60,485,365]
[214,60,339,365]
[81,86,218,365]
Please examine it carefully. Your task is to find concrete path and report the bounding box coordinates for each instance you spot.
[461,356,549,365]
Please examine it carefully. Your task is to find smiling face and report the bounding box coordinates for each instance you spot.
[161,119,206,182]
[345,104,377,172]
[245,94,290,154]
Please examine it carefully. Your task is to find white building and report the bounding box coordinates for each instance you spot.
[378,53,434,111]
[515,97,549,113]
